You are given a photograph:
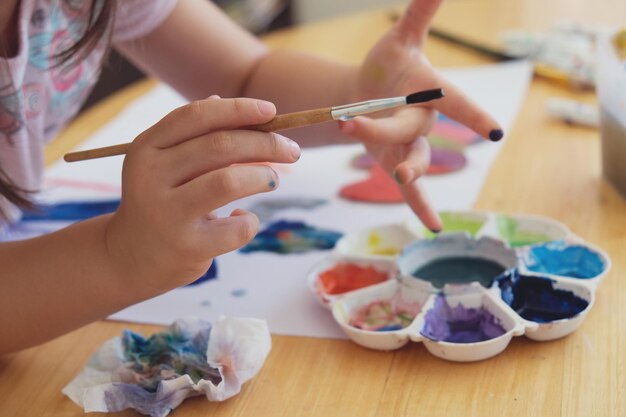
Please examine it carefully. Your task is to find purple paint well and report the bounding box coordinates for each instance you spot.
[421,295,507,343]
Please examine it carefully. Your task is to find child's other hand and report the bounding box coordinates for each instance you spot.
[106,97,301,293]
[340,0,503,232]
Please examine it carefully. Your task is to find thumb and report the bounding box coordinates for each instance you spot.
[395,0,443,46]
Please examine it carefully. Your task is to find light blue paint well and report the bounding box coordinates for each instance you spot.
[523,241,606,279]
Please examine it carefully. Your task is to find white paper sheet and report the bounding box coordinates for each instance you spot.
[41,61,532,338]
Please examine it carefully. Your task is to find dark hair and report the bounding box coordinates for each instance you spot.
[0,0,117,219]
[54,0,118,67]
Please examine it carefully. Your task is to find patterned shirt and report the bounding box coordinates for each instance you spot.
[0,0,176,223]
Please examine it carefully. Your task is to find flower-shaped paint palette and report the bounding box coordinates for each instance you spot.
[308,211,610,362]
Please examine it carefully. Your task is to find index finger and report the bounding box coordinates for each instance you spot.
[141,97,277,148]
[428,75,504,141]
[399,180,442,232]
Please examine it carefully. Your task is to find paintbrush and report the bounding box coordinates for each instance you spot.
[63,88,444,162]
[428,28,518,61]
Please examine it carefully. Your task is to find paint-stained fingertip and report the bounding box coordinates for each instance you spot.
[393,170,404,185]
[427,215,444,234]
[488,128,504,142]
[393,168,417,185]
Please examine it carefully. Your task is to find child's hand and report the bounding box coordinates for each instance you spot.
[105,97,301,294]
[339,0,503,232]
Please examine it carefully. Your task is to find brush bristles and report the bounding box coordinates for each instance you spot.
[406,88,445,104]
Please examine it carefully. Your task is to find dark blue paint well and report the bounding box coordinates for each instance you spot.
[240,220,342,254]
[22,200,120,221]
[524,243,605,279]
[498,270,589,323]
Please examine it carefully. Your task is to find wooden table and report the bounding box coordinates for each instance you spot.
[4,1,626,416]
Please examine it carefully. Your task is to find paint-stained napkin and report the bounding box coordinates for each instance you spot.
[63,316,271,417]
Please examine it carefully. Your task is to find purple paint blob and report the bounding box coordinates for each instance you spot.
[351,153,376,170]
[421,295,507,343]
[428,147,467,174]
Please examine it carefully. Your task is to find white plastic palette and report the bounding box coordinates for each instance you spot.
[308,211,611,362]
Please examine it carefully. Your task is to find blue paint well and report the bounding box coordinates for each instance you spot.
[22,199,120,221]
[240,220,342,254]
[498,270,589,323]
[524,241,605,279]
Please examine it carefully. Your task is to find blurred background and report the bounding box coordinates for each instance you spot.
[85,0,404,110]
[85,0,625,112]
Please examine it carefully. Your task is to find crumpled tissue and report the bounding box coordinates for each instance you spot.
[63,316,271,417]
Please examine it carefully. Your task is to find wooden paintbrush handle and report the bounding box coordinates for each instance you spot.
[64,143,131,162]
[63,107,333,162]
[253,107,332,132]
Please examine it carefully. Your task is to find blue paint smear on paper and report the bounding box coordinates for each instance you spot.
[230,288,247,297]
[498,270,589,323]
[421,295,507,343]
[0,200,121,242]
[248,197,327,223]
[523,241,606,279]
[185,261,218,286]
[22,200,120,221]
[240,220,342,254]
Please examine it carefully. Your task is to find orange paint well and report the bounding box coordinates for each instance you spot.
[318,263,389,295]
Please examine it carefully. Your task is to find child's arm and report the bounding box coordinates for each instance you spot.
[116,0,499,140]
[116,0,502,232]
[115,0,356,147]
[0,97,301,354]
